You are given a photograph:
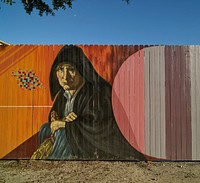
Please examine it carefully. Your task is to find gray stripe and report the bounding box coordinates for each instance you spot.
[190,46,200,160]
[144,46,166,159]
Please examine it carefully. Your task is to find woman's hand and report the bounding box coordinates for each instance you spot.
[50,120,65,134]
[50,112,77,134]
[50,110,59,122]
[63,112,77,123]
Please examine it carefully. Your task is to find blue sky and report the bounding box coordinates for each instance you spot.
[0,0,200,45]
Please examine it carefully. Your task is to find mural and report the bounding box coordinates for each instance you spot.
[31,45,145,160]
[0,44,200,161]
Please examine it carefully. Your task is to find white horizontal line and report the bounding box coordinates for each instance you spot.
[0,106,52,108]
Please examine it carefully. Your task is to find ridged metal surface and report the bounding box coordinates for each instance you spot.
[0,45,200,160]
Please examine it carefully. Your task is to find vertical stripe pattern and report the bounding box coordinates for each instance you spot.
[1,45,200,160]
[165,46,191,160]
[190,46,200,160]
[144,46,166,159]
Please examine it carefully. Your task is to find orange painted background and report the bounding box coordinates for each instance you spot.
[0,45,141,158]
[0,45,63,158]
[1,45,200,160]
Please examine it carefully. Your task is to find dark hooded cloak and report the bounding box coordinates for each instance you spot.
[47,45,145,160]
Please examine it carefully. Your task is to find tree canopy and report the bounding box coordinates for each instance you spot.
[1,0,131,16]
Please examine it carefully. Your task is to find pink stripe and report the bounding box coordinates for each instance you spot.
[112,49,145,154]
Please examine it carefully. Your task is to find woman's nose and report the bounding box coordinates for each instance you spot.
[63,69,69,80]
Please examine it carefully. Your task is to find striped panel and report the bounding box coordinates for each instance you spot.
[112,48,145,155]
[165,46,191,160]
[190,46,200,160]
[144,46,166,159]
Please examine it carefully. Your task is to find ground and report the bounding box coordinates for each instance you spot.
[0,160,200,183]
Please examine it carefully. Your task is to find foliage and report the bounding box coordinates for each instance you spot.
[1,0,15,5]
[0,0,131,16]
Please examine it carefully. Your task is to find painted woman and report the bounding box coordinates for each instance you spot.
[35,45,145,160]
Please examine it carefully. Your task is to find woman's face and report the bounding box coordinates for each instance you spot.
[56,64,83,91]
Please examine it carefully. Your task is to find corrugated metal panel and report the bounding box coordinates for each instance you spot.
[165,46,191,160]
[0,45,63,158]
[0,44,200,161]
[190,45,200,160]
[112,46,145,155]
[144,46,166,160]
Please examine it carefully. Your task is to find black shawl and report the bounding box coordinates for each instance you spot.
[49,45,145,160]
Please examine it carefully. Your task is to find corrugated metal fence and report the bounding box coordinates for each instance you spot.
[0,45,200,161]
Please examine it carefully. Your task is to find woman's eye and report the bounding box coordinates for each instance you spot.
[69,70,75,75]
[58,70,63,75]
